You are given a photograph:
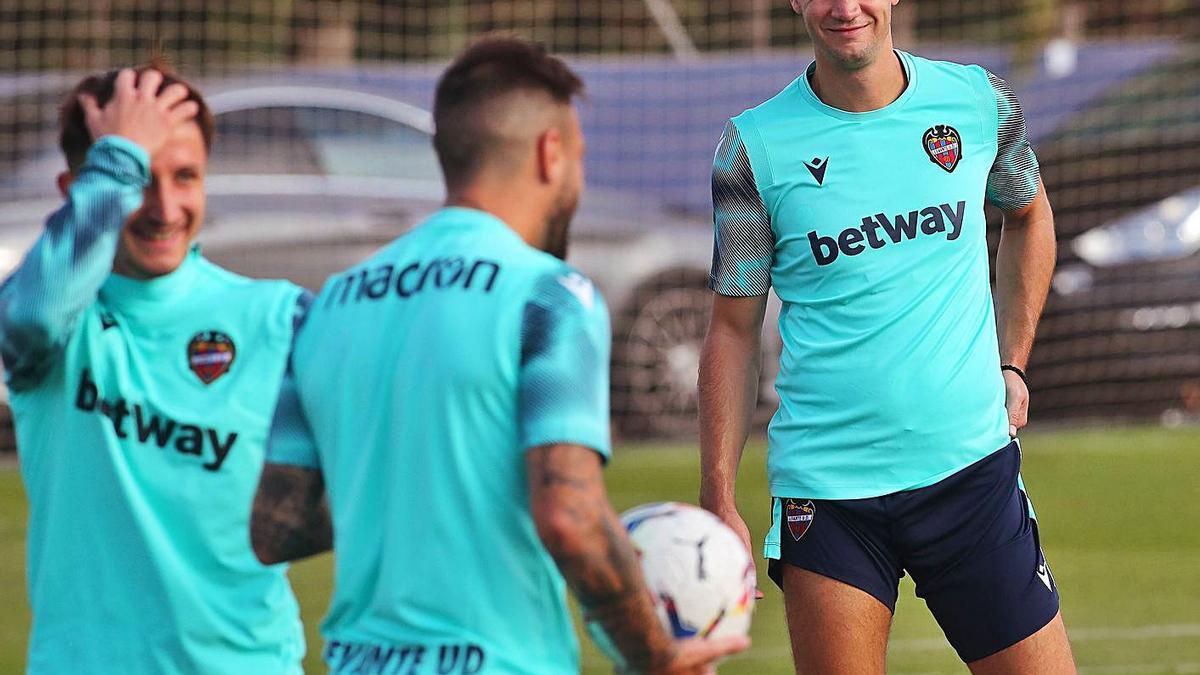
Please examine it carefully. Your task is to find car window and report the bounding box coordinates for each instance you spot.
[210,106,441,181]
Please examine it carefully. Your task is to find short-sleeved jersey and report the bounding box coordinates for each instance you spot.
[0,138,306,673]
[710,51,1041,507]
[268,207,612,675]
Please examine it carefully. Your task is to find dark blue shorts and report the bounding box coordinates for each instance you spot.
[767,441,1060,663]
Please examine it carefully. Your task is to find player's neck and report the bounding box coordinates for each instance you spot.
[809,48,906,113]
[446,189,547,251]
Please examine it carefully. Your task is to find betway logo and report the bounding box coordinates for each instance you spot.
[807,201,966,267]
[74,368,238,472]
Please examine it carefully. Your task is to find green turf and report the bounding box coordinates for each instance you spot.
[2,426,1199,673]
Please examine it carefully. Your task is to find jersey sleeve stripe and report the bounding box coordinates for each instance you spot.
[709,120,774,297]
[985,70,1041,212]
[518,272,612,458]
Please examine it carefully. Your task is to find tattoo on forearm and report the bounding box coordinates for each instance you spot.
[529,446,675,671]
[251,464,333,564]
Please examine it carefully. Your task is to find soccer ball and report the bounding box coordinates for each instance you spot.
[586,502,756,665]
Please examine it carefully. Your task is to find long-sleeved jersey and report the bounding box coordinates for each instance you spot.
[0,136,306,674]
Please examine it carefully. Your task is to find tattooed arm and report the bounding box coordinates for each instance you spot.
[527,444,747,674]
[252,291,330,566]
[251,463,332,565]
[527,443,674,670]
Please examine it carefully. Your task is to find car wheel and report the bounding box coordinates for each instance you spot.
[612,271,714,439]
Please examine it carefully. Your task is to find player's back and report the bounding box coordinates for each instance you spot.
[294,206,584,674]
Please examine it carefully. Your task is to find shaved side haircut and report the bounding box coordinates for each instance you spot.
[433,36,584,190]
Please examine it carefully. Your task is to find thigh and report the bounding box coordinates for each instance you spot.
[967,611,1076,674]
[901,442,1065,664]
[782,565,892,675]
[766,497,901,674]
[766,497,902,611]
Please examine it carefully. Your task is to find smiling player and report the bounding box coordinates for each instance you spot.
[0,65,307,673]
[699,1,1076,672]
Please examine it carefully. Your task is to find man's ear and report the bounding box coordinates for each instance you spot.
[56,171,73,198]
[536,126,565,186]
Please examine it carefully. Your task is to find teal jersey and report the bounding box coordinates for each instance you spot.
[268,207,612,675]
[710,51,1042,507]
[0,137,306,673]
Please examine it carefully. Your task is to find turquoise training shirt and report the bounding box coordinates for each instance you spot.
[710,51,1042,520]
[0,136,306,673]
[268,207,612,675]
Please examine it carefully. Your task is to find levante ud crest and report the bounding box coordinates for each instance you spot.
[187,331,236,385]
[785,499,815,541]
[923,124,961,173]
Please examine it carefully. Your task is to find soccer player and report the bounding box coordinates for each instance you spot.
[699,1,1076,673]
[249,37,748,675]
[0,66,307,672]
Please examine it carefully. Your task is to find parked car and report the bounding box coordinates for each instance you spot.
[0,81,781,449]
[1022,46,1200,423]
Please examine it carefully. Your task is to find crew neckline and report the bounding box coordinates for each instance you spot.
[437,206,514,231]
[100,245,203,308]
[797,49,917,121]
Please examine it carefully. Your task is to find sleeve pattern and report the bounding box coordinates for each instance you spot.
[0,137,149,390]
[518,271,611,459]
[266,293,321,469]
[709,120,774,296]
[985,71,1041,212]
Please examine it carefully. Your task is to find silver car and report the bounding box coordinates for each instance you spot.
[0,81,780,442]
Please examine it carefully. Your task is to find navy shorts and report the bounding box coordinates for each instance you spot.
[767,441,1060,663]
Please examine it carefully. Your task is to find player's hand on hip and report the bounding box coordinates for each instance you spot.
[1002,369,1029,438]
[78,68,200,158]
[643,635,750,675]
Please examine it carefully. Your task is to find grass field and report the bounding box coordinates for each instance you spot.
[2,426,1199,673]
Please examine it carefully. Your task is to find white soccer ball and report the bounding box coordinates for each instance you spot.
[586,502,756,664]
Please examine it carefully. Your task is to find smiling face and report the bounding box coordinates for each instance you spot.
[113,121,207,278]
[793,0,900,71]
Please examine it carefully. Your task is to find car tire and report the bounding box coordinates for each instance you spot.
[610,269,782,440]
[611,270,710,439]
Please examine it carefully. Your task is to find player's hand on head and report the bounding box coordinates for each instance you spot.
[1002,369,1029,437]
[78,68,200,157]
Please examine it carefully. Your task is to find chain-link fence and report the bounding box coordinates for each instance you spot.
[1,1,1198,440]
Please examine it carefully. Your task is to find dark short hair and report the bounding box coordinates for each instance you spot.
[433,35,584,189]
[59,57,215,172]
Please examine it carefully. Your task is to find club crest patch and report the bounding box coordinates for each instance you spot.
[187,331,236,385]
[923,124,962,173]
[785,499,815,541]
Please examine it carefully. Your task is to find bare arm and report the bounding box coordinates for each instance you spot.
[994,182,1056,435]
[983,69,1055,437]
[527,443,746,674]
[698,293,767,551]
[528,443,676,670]
[995,181,1055,369]
[251,462,332,565]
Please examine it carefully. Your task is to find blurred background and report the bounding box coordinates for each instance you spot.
[0,2,1197,673]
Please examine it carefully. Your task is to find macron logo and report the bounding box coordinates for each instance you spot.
[1036,561,1053,592]
[804,157,829,186]
[557,273,595,310]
